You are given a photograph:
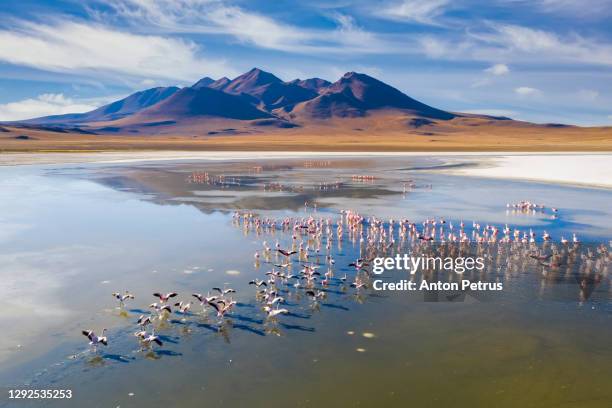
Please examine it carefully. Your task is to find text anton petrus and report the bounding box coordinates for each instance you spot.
[371,254,503,292]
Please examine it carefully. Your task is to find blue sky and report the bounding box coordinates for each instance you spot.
[0,0,611,125]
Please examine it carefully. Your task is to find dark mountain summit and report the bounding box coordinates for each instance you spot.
[288,78,331,93]
[217,68,318,110]
[192,77,215,89]
[222,68,283,94]
[208,77,231,90]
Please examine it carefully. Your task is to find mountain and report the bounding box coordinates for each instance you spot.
[288,72,455,120]
[15,69,464,134]
[22,87,180,125]
[208,77,231,90]
[217,68,319,110]
[223,68,282,94]
[122,86,273,121]
[4,68,609,151]
[192,77,215,89]
[288,78,331,93]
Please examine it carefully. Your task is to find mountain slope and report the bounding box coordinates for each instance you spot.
[22,87,180,125]
[121,86,272,121]
[289,72,454,120]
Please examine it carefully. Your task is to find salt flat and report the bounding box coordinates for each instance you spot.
[443,154,612,188]
[1,151,610,189]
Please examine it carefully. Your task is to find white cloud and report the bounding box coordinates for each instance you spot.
[377,0,449,24]
[507,0,612,18]
[100,0,389,54]
[419,24,612,67]
[515,86,540,96]
[0,20,235,82]
[0,93,101,121]
[608,114,612,120]
[206,6,312,51]
[485,63,510,75]
[471,24,612,66]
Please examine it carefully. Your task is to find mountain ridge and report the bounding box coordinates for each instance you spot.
[13,68,579,139]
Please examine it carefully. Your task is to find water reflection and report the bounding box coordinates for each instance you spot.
[0,157,611,408]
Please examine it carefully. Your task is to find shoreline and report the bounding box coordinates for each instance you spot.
[1,151,611,189]
[438,154,612,189]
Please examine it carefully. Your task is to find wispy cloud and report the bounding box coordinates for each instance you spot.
[504,0,612,19]
[376,0,449,25]
[418,23,612,66]
[471,23,612,66]
[484,63,509,75]
[515,86,540,96]
[98,0,390,54]
[0,93,101,121]
[0,19,235,82]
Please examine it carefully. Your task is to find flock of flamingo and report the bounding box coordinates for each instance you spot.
[81,202,610,355]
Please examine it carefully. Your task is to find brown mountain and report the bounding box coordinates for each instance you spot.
[192,77,215,89]
[208,77,231,90]
[5,67,611,151]
[288,78,332,94]
[13,68,547,139]
[120,86,272,121]
[287,72,454,120]
[218,68,319,110]
[20,86,179,125]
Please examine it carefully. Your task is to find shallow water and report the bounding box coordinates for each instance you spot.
[0,156,610,408]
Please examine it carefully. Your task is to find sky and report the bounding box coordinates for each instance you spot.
[0,0,611,125]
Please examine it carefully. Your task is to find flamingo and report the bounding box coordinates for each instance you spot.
[153,292,178,303]
[82,329,108,350]
[264,305,289,318]
[135,331,163,348]
[112,291,134,307]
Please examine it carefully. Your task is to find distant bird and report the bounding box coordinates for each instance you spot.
[212,287,236,295]
[305,290,325,300]
[192,292,218,304]
[351,277,368,290]
[264,305,289,318]
[277,249,297,257]
[149,303,172,315]
[135,331,163,347]
[112,291,134,307]
[137,315,153,328]
[540,259,567,268]
[249,279,267,287]
[208,299,236,318]
[274,263,291,268]
[266,296,285,306]
[82,329,108,348]
[529,253,552,261]
[153,292,178,303]
[174,301,192,315]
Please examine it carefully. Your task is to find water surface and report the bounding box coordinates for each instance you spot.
[0,156,610,408]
